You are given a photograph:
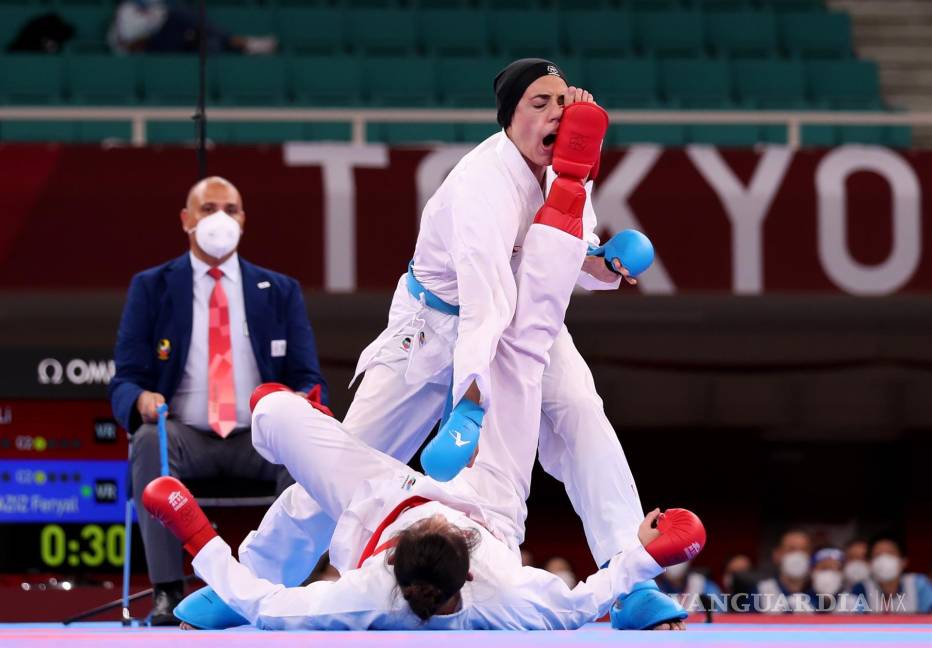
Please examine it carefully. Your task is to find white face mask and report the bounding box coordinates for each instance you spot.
[780,551,810,580]
[812,569,843,595]
[844,559,870,585]
[871,554,903,583]
[665,561,690,582]
[191,210,241,259]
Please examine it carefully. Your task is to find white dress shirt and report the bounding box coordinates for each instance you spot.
[172,252,262,430]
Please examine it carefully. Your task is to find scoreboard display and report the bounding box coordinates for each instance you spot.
[0,400,131,572]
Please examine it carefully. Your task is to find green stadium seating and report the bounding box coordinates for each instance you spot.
[628,0,680,10]
[413,0,473,8]
[584,57,659,108]
[224,121,307,143]
[67,55,138,104]
[705,11,778,58]
[688,124,761,146]
[687,0,754,11]
[419,9,489,56]
[733,58,806,108]
[0,6,34,50]
[0,55,65,104]
[489,10,560,58]
[563,10,634,57]
[76,120,132,142]
[806,59,881,108]
[0,120,77,142]
[214,56,287,105]
[147,121,201,145]
[461,122,499,142]
[364,57,436,105]
[608,123,687,147]
[290,56,363,106]
[553,0,613,9]
[348,9,417,55]
[140,55,201,105]
[780,11,852,58]
[764,0,825,12]
[367,122,459,143]
[635,10,705,58]
[436,56,505,106]
[276,8,345,54]
[306,122,352,141]
[661,58,732,108]
[208,7,276,37]
[58,6,110,52]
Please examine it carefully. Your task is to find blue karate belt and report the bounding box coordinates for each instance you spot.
[405,260,459,425]
[406,260,460,317]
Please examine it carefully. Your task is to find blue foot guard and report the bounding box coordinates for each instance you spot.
[610,580,688,630]
[174,586,248,630]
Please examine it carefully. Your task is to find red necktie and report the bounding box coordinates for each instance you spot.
[357,496,431,568]
[207,267,236,438]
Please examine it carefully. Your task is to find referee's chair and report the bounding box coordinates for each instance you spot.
[120,405,277,624]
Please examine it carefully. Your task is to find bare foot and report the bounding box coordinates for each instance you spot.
[651,620,687,630]
[179,621,198,631]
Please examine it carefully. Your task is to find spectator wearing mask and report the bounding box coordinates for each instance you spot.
[721,553,753,594]
[851,535,932,614]
[810,547,858,613]
[656,560,721,603]
[843,539,871,590]
[755,529,816,613]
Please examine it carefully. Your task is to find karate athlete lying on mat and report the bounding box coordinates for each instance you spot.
[143,109,706,628]
[228,60,661,617]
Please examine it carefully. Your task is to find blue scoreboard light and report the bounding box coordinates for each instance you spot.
[0,400,132,571]
[0,459,127,523]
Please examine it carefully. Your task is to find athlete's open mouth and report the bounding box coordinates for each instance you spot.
[542,133,557,147]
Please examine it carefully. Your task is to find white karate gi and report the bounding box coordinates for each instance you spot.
[194,223,663,630]
[239,132,643,586]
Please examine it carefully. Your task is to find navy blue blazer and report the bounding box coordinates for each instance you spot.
[108,253,327,432]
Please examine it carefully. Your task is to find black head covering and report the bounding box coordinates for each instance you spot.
[493,58,565,129]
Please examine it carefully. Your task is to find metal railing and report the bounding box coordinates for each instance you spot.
[2,107,931,148]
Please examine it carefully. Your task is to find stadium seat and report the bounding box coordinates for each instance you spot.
[67,55,139,105]
[419,9,490,56]
[214,56,287,105]
[367,122,459,144]
[364,57,436,106]
[224,121,307,143]
[461,122,499,142]
[780,11,852,58]
[0,6,34,51]
[635,10,705,58]
[686,0,753,11]
[147,121,201,145]
[0,120,77,142]
[563,10,634,57]
[608,122,687,147]
[0,55,65,104]
[306,122,352,141]
[276,8,345,54]
[76,120,132,142]
[584,57,660,108]
[489,10,560,58]
[290,56,363,106]
[705,11,778,58]
[208,7,276,37]
[661,58,733,108]
[348,9,417,55]
[436,56,505,107]
[806,59,881,108]
[764,0,825,12]
[733,58,806,108]
[58,6,111,52]
[628,0,679,10]
[140,55,201,106]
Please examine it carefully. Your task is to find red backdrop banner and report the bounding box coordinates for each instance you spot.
[1,143,930,294]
